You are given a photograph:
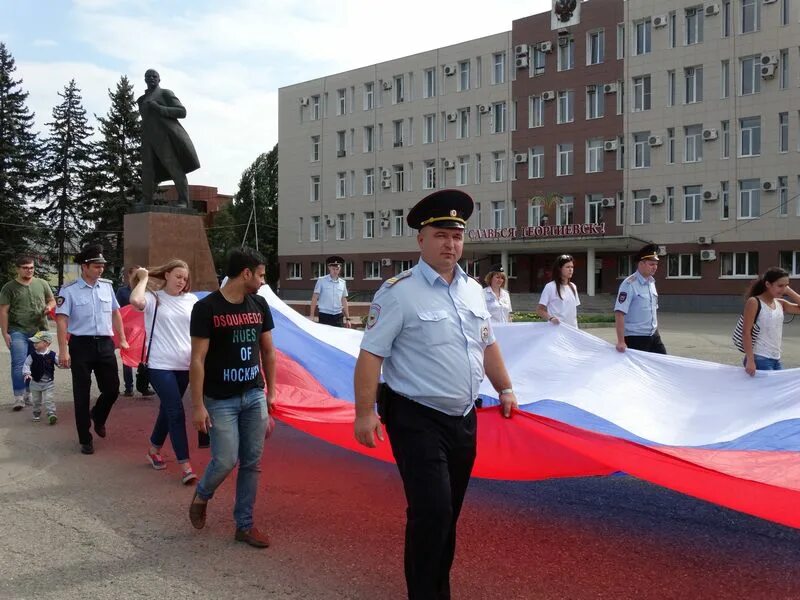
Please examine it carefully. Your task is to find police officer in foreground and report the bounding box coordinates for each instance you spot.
[309,255,351,328]
[354,189,518,600]
[614,243,667,354]
[56,245,129,454]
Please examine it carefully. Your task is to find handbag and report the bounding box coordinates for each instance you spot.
[732,299,761,353]
[136,293,159,393]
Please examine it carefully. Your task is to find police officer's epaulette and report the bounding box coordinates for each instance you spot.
[625,274,637,283]
[59,280,78,290]
[98,278,113,283]
[383,269,412,287]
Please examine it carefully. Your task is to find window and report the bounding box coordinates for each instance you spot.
[424,68,436,98]
[780,49,789,89]
[557,143,573,176]
[364,169,374,195]
[423,160,436,190]
[617,196,626,226]
[311,262,325,279]
[721,252,758,277]
[310,136,320,161]
[311,95,320,120]
[362,212,375,239]
[683,185,702,222]
[668,254,701,278]
[336,130,346,155]
[586,85,603,119]
[634,19,652,55]
[588,30,604,65]
[684,125,703,162]
[491,151,506,182]
[310,216,320,242]
[458,60,470,91]
[423,114,435,144]
[492,52,506,84]
[286,262,302,280]
[557,196,574,225]
[393,164,405,192]
[491,102,506,133]
[618,255,632,278]
[336,172,346,198]
[391,209,404,237]
[393,120,404,147]
[666,186,675,222]
[684,66,703,104]
[722,1,732,37]
[363,126,374,153]
[335,213,346,240]
[617,23,625,59]
[632,75,651,111]
[779,176,788,217]
[474,154,481,185]
[779,112,789,152]
[739,116,761,157]
[395,260,413,275]
[666,128,676,164]
[632,189,651,225]
[781,0,789,25]
[668,11,677,48]
[721,60,729,98]
[667,70,676,107]
[721,120,730,158]
[740,56,761,95]
[557,36,575,71]
[456,156,469,186]
[457,108,470,139]
[491,201,505,228]
[337,89,346,115]
[586,194,603,224]
[393,75,404,104]
[528,200,542,226]
[741,0,759,34]
[532,47,546,75]
[685,7,704,45]
[586,139,603,173]
[557,91,574,124]
[716,180,729,220]
[529,146,544,179]
[633,132,650,168]
[779,251,800,276]
[310,176,320,202]
[529,95,544,127]
[364,83,374,110]
[738,178,760,219]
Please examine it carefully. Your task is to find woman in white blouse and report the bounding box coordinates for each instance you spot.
[537,254,581,328]
[483,265,513,323]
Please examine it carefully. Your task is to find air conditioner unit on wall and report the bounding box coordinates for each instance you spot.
[443,159,455,169]
[541,90,555,101]
[762,180,777,192]
[381,168,391,179]
[604,140,618,152]
[299,97,310,106]
[700,249,717,261]
[761,53,779,66]
[446,112,458,122]
[382,81,392,90]
[514,44,529,56]
[649,194,663,205]
[515,56,529,69]
[514,153,528,163]
[648,135,663,147]
[704,4,720,16]
[702,128,718,141]
[325,217,336,227]
[380,258,393,266]
[653,15,668,27]
[657,245,667,256]
[380,219,390,229]
[539,41,553,53]
[381,179,392,189]
[761,64,777,78]
[380,209,390,219]
[703,190,719,201]
[601,197,616,208]
[444,64,456,76]
[478,103,491,113]
[698,236,712,245]
[603,83,618,94]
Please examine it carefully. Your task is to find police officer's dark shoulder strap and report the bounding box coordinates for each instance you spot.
[383,269,412,288]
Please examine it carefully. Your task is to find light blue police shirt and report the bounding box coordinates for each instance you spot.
[360,258,495,417]
[313,275,348,315]
[55,277,119,336]
[614,271,658,336]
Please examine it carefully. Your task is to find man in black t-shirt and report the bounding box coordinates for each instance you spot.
[188,248,277,548]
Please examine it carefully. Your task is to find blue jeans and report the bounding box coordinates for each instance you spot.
[148,369,190,462]
[123,365,133,392]
[754,354,783,371]
[196,388,268,530]
[9,330,34,396]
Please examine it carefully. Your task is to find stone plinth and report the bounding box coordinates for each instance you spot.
[124,211,219,291]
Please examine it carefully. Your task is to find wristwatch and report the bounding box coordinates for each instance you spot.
[499,388,514,396]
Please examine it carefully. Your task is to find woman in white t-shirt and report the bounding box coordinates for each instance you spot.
[483,266,513,323]
[741,266,800,375]
[536,254,581,328]
[130,260,199,484]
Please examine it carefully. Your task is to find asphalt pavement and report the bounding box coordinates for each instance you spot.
[1,314,800,599]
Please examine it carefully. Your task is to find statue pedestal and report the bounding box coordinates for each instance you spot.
[124,211,219,291]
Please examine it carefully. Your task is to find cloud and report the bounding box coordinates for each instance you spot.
[32,39,58,47]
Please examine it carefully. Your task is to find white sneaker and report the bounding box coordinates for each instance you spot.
[12,397,24,412]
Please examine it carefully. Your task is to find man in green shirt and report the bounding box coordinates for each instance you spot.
[0,255,56,410]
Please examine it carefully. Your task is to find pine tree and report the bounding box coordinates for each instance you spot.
[37,79,93,287]
[84,75,141,279]
[0,42,42,276]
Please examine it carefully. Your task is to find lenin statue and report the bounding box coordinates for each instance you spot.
[137,69,201,208]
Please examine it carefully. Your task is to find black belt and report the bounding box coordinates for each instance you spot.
[70,335,112,340]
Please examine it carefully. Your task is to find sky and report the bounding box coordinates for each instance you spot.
[1,0,550,196]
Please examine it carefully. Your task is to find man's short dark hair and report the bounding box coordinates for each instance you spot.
[15,254,35,267]
[226,247,266,278]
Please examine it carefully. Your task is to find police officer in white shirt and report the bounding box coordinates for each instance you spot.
[353,189,518,600]
[310,256,351,328]
[55,245,129,454]
[614,243,667,354]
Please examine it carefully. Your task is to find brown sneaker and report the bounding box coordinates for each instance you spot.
[189,492,207,529]
[234,527,270,548]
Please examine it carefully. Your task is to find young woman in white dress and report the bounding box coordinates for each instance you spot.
[536,254,581,328]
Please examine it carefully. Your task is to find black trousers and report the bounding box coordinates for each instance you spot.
[318,312,343,327]
[625,330,667,354]
[381,385,477,600]
[69,336,120,445]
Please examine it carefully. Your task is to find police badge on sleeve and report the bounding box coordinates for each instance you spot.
[481,324,489,343]
[366,304,381,329]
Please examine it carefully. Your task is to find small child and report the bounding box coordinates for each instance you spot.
[22,331,58,424]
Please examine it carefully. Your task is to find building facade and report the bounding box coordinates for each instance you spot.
[278,0,800,309]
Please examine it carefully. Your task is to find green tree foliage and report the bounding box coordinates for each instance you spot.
[0,43,42,276]
[83,76,141,279]
[37,79,93,287]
